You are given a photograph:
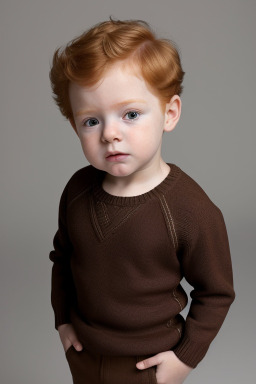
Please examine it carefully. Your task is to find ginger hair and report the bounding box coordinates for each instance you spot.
[49,17,185,121]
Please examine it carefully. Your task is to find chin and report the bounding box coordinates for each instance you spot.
[106,165,134,177]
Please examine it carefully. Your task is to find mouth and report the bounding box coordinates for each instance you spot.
[105,152,130,162]
[105,151,128,158]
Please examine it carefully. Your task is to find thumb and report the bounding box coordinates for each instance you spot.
[136,355,158,370]
[72,340,83,352]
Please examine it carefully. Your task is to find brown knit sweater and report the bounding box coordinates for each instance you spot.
[49,163,235,368]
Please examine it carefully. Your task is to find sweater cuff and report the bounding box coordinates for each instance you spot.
[54,310,71,331]
[172,336,210,368]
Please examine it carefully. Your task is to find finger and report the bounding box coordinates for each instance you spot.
[69,330,83,351]
[136,356,158,370]
[72,341,83,351]
[64,343,72,353]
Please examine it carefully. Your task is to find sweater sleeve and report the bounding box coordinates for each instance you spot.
[172,203,235,368]
[49,182,76,330]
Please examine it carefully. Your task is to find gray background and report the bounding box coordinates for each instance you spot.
[1,0,255,383]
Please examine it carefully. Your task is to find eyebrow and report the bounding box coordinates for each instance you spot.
[75,99,147,117]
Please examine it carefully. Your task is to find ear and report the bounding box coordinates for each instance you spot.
[69,116,79,136]
[163,95,181,133]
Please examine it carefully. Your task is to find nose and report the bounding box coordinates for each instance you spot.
[101,121,122,143]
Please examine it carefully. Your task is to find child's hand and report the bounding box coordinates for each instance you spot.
[136,350,193,384]
[57,323,83,353]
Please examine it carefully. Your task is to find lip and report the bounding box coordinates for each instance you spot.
[105,151,128,158]
[105,153,130,162]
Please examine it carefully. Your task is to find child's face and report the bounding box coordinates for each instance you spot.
[69,61,180,179]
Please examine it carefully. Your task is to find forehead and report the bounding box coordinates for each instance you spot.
[69,62,160,109]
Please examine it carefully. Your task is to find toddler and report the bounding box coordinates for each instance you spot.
[49,17,235,384]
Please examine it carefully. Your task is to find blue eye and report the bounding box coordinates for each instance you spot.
[84,118,99,127]
[125,111,140,120]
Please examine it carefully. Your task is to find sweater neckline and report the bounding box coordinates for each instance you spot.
[92,163,180,206]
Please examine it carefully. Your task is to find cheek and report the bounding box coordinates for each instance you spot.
[79,136,96,155]
[130,121,162,145]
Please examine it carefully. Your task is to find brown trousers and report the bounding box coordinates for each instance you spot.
[65,346,157,384]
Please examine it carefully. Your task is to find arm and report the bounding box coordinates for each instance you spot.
[49,182,76,330]
[172,203,236,368]
[137,203,235,382]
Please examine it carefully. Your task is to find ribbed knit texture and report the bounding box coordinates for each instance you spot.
[49,163,235,368]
